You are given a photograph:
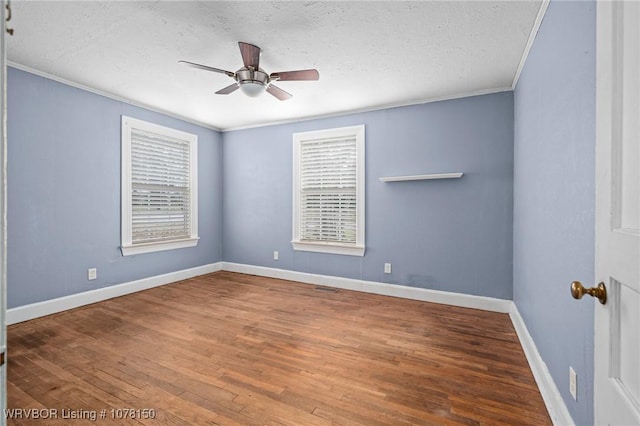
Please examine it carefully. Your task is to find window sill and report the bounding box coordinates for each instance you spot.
[291,241,365,257]
[121,237,199,256]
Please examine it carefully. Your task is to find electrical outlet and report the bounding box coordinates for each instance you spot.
[273,251,279,261]
[569,366,577,401]
[384,263,392,274]
[88,268,97,281]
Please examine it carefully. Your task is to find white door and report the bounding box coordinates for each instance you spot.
[594,1,640,425]
[0,0,7,424]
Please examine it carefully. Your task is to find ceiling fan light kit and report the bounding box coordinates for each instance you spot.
[240,82,265,98]
[179,42,319,101]
[236,68,269,97]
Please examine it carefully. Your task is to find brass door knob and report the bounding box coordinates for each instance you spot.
[571,281,607,305]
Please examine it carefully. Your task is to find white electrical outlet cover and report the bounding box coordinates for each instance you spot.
[88,268,97,280]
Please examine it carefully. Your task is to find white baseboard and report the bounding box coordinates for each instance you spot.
[221,262,512,313]
[7,261,510,324]
[509,305,575,426]
[6,262,223,325]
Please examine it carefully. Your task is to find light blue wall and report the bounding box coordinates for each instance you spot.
[513,1,595,425]
[7,67,223,308]
[223,93,514,299]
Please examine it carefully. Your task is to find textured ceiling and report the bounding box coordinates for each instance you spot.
[6,1,542,130]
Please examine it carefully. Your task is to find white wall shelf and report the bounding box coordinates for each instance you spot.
[379,172,464,182]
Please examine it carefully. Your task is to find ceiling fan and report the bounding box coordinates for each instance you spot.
[179,42,319,101]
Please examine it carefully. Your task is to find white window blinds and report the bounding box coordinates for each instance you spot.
[131,128,191,244]
[121,116,198,256]
[300,136,357,244]
[292,125,365,256]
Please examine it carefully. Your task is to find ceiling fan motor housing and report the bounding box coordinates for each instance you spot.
[236,68,270,96]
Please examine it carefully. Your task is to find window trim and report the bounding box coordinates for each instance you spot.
[121,116,199,256]
[291,124,365,256]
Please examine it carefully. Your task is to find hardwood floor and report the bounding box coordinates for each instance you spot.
[7,271,551,425]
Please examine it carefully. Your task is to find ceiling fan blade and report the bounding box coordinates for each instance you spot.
[179,60,235,77]
[266,84,292,101]
[238,42,261,70]
[215,83,240,95]
[270,69,319,81]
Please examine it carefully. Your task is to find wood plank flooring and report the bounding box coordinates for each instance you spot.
[7,271,551,425]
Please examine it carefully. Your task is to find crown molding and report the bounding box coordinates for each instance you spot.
[512,0,551,90]
[7,62,223,132]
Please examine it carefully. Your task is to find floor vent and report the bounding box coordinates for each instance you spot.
[314,286,338,293]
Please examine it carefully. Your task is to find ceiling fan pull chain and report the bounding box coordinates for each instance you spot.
[6,0,14,36]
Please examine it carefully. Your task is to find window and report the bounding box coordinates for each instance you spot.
[292,125,365,256]
[121,116,198,256]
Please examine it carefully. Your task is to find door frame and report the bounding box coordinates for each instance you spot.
[0,0,8,423]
